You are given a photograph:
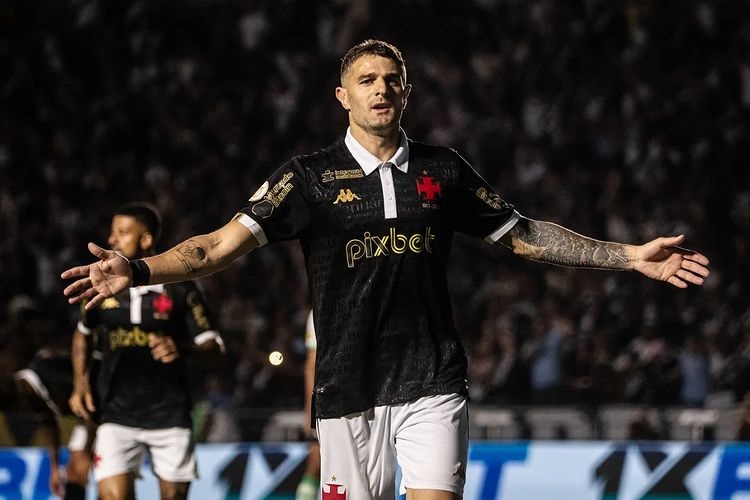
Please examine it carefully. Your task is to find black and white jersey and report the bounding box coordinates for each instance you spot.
[236,131,518,419]
[14,349,75,417]
[78,281,220,429]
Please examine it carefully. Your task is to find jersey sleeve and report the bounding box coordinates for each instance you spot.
[447,152,520,243]
[76,301,99,335]
[233,158,311,246]
[181,282,224,350]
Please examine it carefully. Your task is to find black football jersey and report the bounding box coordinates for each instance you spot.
[15,349,74,416]
[78,281,217,429]
[237,138,517,418]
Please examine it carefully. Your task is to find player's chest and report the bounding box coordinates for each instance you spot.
[311,163,457,229]
[98,288,177,329]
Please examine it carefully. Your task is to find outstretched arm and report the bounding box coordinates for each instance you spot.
[500,216,710,288]
[62,219,259,309]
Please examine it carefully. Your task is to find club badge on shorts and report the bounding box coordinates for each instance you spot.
[322,479,346,500]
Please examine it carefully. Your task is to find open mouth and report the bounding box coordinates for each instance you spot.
[372,102,392,110]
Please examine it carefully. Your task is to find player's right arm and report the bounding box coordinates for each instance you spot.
[62,219,258,310]
[69,328,96,420]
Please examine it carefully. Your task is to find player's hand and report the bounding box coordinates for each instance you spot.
[61,243,132,310]
[149,334,180,363]
[69,386,96,421]
[633,235,710,288]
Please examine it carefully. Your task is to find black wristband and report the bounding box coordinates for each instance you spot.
[129,259,151,287]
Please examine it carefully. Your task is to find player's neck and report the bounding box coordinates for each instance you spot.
[349,124,401,162]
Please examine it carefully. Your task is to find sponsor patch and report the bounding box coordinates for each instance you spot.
[345,226,435,268]
[476,187,507,211]
[250,172,295,217]
[249,181,269,202]
[263,172,294,207]
[334,168,363,180]
[321,169,364,183]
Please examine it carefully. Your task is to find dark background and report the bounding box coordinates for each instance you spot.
[1,0,748,431]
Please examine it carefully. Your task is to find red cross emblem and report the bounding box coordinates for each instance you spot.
[322,482,347,500]
[416,175,441,201]
[152,294,173,315]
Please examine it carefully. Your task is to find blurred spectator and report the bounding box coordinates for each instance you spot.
[678,335,711,406]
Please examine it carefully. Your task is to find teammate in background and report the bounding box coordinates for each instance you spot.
[63,41,710,499]
[67,202,224,500]
[295,310,320,500]
[65,319,102,500]
[0,348,96,498]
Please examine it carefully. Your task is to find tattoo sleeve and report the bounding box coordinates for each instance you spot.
[506,218,633,270]
[173,239,209,275]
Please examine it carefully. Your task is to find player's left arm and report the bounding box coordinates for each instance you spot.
[499,215,710,288]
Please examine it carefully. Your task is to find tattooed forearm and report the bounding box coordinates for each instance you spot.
[507,219,633,269]
[174,240,209,275]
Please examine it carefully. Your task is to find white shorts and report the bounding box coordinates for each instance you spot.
[93,423,198,483]
[67,423,91,452]
[317,393,468,499]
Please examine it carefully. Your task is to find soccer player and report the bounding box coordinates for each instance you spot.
[66,202,224,500]
[62,40,710,499]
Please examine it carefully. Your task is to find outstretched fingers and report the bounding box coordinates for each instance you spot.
[671,245,710,266]
[82,292,107,310]
[60,264,90,280]
[675,268,704,286]
[67,287,99,306]
[682,258,710,278]
[63,277,92,300]
[667,275,689,289]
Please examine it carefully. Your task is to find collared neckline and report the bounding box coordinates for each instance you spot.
[131,284,166,296]
[344,127,409,176]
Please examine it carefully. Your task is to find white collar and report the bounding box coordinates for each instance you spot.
[130,284,166,296]
[344,127,410,176]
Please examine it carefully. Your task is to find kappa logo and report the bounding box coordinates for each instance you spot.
[322,481,346,500]
[333,189,361,204]
[101,297,120,309]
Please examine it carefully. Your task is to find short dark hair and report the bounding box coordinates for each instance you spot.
[114,202,162,241]
[340,39,407,84]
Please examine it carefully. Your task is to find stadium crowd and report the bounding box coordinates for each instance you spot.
[1,0,749,441]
